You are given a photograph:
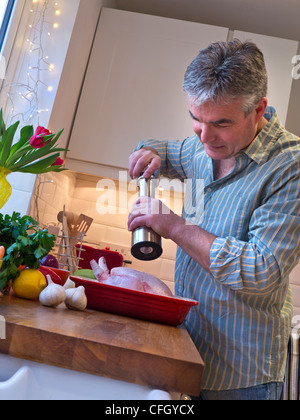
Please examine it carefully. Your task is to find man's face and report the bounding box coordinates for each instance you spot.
[188,99,263,161]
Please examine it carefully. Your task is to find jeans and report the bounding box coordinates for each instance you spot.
[197,382,283,400]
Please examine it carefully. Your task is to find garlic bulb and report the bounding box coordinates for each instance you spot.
[39,275,66,308]
[65,286,87,311]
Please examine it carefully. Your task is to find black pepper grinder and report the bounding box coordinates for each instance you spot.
[131,173,163,261]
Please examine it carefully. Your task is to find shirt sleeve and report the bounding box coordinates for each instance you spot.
[134,136,198,180]
[210,161,300,295]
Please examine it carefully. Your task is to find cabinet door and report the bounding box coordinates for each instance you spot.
[233,31,298,125]
[67,8,229,171]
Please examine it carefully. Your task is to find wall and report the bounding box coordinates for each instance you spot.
[286,44,300,136]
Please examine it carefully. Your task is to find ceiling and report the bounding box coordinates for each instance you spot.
[115,0,300,44]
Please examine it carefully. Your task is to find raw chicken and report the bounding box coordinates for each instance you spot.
[90,258,173,297]
[111,267,173,297]
[90,257,110,280]
[101,274,145,292]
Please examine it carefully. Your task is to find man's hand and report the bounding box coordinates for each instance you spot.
[128,197,216,272]
[128,197,184,240]
[129,148,161,179]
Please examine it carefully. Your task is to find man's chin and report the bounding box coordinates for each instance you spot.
[204,145,229,159]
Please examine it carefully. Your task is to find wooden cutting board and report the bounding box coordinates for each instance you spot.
[0,295,204,396]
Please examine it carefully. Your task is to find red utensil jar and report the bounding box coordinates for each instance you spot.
[76,245,123,271]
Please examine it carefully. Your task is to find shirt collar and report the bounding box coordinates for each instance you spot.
[244,106,282,165]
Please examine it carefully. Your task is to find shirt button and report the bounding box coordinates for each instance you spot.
[207,187,212,193]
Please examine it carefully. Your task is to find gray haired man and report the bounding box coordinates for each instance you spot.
[128,40,300,400]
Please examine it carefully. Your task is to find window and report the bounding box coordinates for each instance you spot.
[0,0,15,52]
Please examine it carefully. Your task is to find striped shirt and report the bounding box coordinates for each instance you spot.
[136,107,300,391]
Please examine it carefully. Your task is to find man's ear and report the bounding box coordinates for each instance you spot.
[254,97,268,123]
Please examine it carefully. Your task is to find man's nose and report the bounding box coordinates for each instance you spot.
[195,124,216,144]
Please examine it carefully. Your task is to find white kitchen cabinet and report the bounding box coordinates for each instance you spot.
[233,31,298,125]
[66,9,298,176]
[66,8,229,174]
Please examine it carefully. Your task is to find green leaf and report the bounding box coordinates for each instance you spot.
[6,242,21,255]
[8,137,60,170]
[0,109,6,135]
[34,245,47,259]
[39,133,55,143]
[5,144,34,168]
[50,128,64,144]
[0,121,20,166]
[15,153,59,173]
[36,166,68,174]
[18,235,30,246]
[7,125,34,159]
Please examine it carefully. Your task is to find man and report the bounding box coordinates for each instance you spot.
[128,40,300,400]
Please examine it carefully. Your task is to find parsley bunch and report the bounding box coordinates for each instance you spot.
[0,212,56,291]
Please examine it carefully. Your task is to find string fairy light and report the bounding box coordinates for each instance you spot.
[4,0,62,126]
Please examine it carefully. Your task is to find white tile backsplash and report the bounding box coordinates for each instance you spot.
[84,223,108,245]
[160,259,176,283]
[162,238,178,260]
[103,225,131,248]
[29,171,76,226]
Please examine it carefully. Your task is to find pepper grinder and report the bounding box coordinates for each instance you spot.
[131,174,163,261]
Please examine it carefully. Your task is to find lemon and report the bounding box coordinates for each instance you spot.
[12,269,47,300]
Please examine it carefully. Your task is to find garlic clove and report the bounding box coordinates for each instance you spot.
[64,277,76,290]
[65,286,87,311]
[39,275,66,308]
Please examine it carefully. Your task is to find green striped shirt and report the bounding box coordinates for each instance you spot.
[136,107,300,391]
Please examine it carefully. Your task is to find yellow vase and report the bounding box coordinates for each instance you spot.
[0,168,12,209]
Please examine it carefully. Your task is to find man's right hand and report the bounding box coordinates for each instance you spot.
[129,147,161,179]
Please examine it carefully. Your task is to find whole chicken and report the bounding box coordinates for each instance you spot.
[90,258,173,297]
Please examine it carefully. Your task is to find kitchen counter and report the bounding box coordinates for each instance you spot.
[0,295,204,396]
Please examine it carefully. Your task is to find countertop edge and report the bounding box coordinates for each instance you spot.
[0,317,203,396]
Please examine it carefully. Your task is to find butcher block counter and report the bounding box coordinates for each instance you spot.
[0,295,204,396]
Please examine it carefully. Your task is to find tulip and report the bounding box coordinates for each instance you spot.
[51,157,64,167]
[30,126,52,149]
[0,107,66,177]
